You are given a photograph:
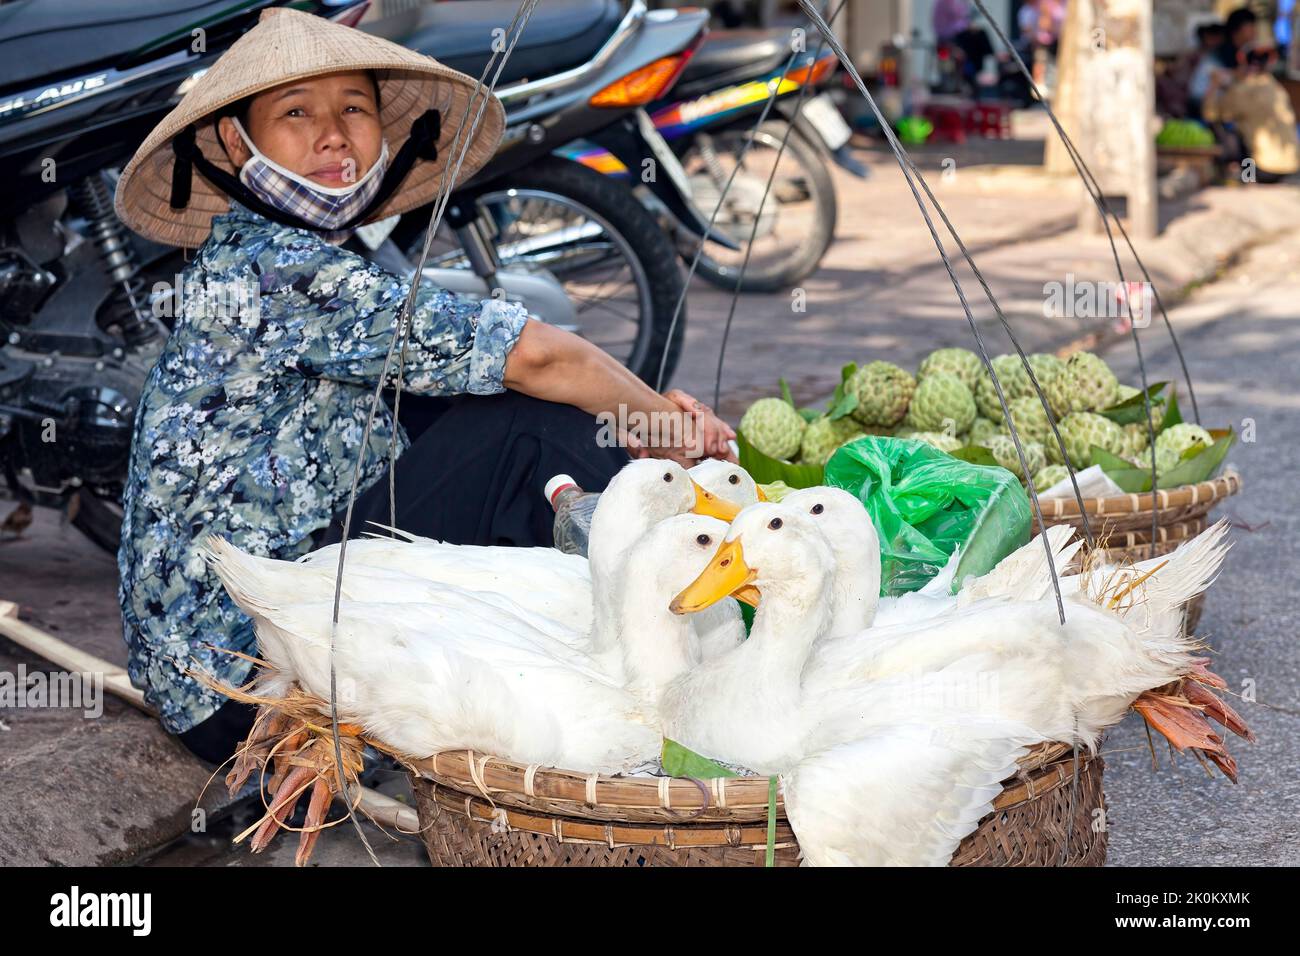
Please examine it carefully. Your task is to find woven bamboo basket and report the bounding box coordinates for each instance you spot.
[1032,470,1240,633]
[407,742,1106,867]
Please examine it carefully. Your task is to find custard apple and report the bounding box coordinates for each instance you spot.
[906,372,976,434]
[849,361,916,427]
[974,354,1033,420]
[1120,422,1152,458]
[1001,395,1052,445]
[1026,353,1065,391]
[968,416,1000,446]
[1045,351,1119,416]
[740,397,806,461]
[1154,423,1214,474]
[910,431,963,453]
[987,435,1046,478]
[1052,411,1125,467]
[799,416,863,466]
[917,347,983,391]
[1032,464,1071,489]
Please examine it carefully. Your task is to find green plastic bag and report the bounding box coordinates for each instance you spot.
[824,437,1031,596]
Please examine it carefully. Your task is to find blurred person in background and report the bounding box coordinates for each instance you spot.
[933,0,994,90]
[1186,21,1228,118]
[1202,39,1299,181]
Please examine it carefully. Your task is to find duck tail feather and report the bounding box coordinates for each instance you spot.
[1132,680,1247,783]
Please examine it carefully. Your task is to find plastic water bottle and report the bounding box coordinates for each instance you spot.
[545,474,599,557]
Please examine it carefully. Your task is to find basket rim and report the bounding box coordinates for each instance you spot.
[1035,469,1240,518]
[408,742,1086,824]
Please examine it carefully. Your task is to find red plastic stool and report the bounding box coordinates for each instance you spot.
[921,99,970,144]
[969,101,1012,139]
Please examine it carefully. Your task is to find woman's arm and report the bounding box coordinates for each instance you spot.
[503,320,736,465]
[252,236,734,464]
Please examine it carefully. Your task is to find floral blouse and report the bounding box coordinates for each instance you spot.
[118,203,529,734]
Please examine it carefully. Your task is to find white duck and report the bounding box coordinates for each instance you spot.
[299,459,741,643]
[207,511,732,773]
[297,460,743,671]
[664,502,1234,864]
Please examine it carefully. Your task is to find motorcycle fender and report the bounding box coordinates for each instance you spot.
[587,116,742,251]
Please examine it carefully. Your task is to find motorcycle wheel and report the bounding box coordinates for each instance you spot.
[677,119,837,293]
[409,158,687,386]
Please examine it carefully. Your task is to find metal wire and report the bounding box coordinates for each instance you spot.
[653,0,845,394]
[710,0,848,411]
[326,0,540,864]
[970,0,1200,426]
[970,0,1187,556]
[794,0,1069,623]
[893,151,1096,548]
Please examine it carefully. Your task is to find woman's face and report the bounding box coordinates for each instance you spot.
[218,71,382,187]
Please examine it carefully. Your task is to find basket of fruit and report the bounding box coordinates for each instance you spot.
[734,348,1240,613]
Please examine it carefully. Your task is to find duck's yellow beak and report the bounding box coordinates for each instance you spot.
[690,480,741,521]
[670,538,757,614]
[754,485,769,502]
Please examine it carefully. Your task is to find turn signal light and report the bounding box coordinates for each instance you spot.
[787,53,838,88]
[590,54,692,108]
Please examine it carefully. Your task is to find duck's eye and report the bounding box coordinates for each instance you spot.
[728,474,739,484]
[768,517,783,530]
[811,503,824,515]
[663,472,673,482]
[696,534,712,546]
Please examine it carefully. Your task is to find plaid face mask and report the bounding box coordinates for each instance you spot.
[232,117,389,239]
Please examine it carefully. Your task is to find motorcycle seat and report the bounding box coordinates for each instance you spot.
[670,28,793,99]
[363,0,624,88]
[0,0,249,93]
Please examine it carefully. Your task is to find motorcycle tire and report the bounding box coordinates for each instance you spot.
[473,158,687,388]
[682,120,837,293]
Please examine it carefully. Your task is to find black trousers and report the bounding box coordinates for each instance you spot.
[177,390,631,765]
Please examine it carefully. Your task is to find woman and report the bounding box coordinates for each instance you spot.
[113,9,735,763]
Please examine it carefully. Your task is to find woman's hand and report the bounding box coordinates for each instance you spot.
[662,388,737,462]
[623,390,737,465]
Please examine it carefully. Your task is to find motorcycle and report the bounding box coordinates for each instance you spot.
[556,24,863,292]
[0,0,709,552]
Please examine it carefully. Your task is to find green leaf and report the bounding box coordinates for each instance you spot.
[661,738,739,779]
[827,390,859,421]
[779,378,795,407]
[949,445,999,467]
[840,362,858,384]
[1159,431,1234,487]
[1098,382,1169,425]
[1160,386,1183,430]
[797,406,821,423]
[1092,445,1153,492]
[737,429,825,488]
